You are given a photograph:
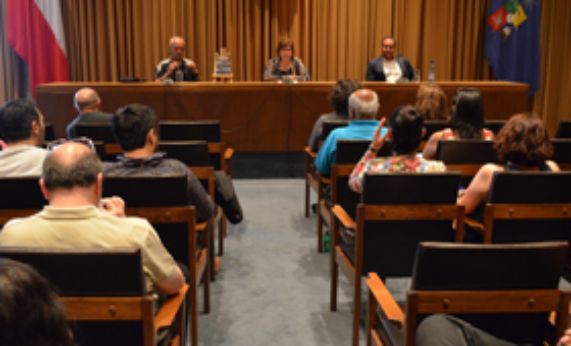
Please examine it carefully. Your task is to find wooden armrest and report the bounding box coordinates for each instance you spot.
[367,273,405,326]
[319,176,331,185]
[464,217,484,233]
[304,146,317,159]
[332,204,356,230]
[155,284,189,330]
[196,221,208,232]
[224,147,234,160]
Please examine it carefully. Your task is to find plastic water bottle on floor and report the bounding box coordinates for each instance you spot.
[323,232,331,253]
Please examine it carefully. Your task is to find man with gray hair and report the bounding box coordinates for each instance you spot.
[65,87,112,138]
[315,89,387,176]
[0,141,185,296]
[156,36,199,82]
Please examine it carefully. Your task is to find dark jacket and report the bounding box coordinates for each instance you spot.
[365,55,415,82]
[66,111,113,139]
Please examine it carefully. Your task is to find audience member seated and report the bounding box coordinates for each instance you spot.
[66,87,113,139]
[0,141,185,296]
[0,258,74,346]
[349,105,446,193]
[156,36,199,82]
[417,314,571,346]
[314,89,385,176]
[0,99,47,177]
[365,36,415,82]
[423,88,494,159]
[415,83,448,121]
[104,104,214,221]
[263,37,309,82]
[307,79,361,152]
[458,113,559,217]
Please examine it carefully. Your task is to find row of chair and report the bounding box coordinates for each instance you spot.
[327,171,571,345]
[0,175,214,346]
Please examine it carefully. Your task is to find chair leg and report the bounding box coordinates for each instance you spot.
[317,210,324,253]
[305,177,310,217]
[218,216,226,256]
[204,252,211,314]
[209,221,216,282]
[352,277,362,346]
[190,279,198,346]
[330,248,338,311]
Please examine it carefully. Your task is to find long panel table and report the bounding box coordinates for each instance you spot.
[37,81,528,152]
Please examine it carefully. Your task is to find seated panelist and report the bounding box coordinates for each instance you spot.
[156,36,199,82]
[263,38,309,82]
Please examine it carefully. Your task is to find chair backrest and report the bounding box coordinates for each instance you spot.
[0,247,145,296]
[44,122,56,141]
[103,175,194,267]
[410,241,569,345]
[0,177,45,227]
[435,139,497,164]
[552,139,571,170]
[0,247,151,346]
[322,120,348,140]
[555,120,571,138]
[160,120,221,142]
[334,139,393,164]
[357,173,462,278]
[422,120,450,140]
[75,123,116,143]
[484,119,506,134]
[160,121,224,170]
[484,171,571,244]
[159,140,210,167]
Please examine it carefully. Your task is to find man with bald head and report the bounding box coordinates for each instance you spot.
[315,89,387,176]
[0,141,185,296]
[156,36,199,82]
[366,36,415,82]
[66,87,112,138]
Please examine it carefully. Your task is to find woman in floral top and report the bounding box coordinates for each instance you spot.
[349,105,446,193]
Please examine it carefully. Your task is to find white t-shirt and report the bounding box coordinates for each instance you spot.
[0,145,48,177]
[383,59,403,83]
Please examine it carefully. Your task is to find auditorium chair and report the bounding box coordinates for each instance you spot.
[435,139,497,185]
[555,120,571,138]
[159,120,234,175]
[103,175,208,346]
[467,172,571,245]
[316,139,392,253]
[159,140,226,275]
[304,120,348,217]
[366,241,570,346]
[44,122,56,141]
[74,123,121,159]
[0,247,189,346]
[0,177,45,227]
[552,139,571,170]
[484,119,506,134]
[330,173,463,346]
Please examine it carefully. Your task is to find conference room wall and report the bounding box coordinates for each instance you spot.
[0,0,569,134]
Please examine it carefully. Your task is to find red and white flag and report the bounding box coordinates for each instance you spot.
[6,0,70,97]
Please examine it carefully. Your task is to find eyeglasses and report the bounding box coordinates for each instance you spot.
[47,137,96,152]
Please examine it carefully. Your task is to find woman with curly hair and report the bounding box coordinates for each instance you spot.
[458,112,559,216]
[415,83,448,121]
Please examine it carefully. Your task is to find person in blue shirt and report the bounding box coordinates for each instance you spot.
[314,89,387,176]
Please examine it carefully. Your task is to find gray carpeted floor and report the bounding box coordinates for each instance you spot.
[198,179,360,345]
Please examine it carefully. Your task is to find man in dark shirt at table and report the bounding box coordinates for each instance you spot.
[103,104,214,221]
[156,36,199,82]
[365,36,415,83]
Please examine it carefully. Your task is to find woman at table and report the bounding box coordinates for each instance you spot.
[423,87,494,159]
[263,38,309,82]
